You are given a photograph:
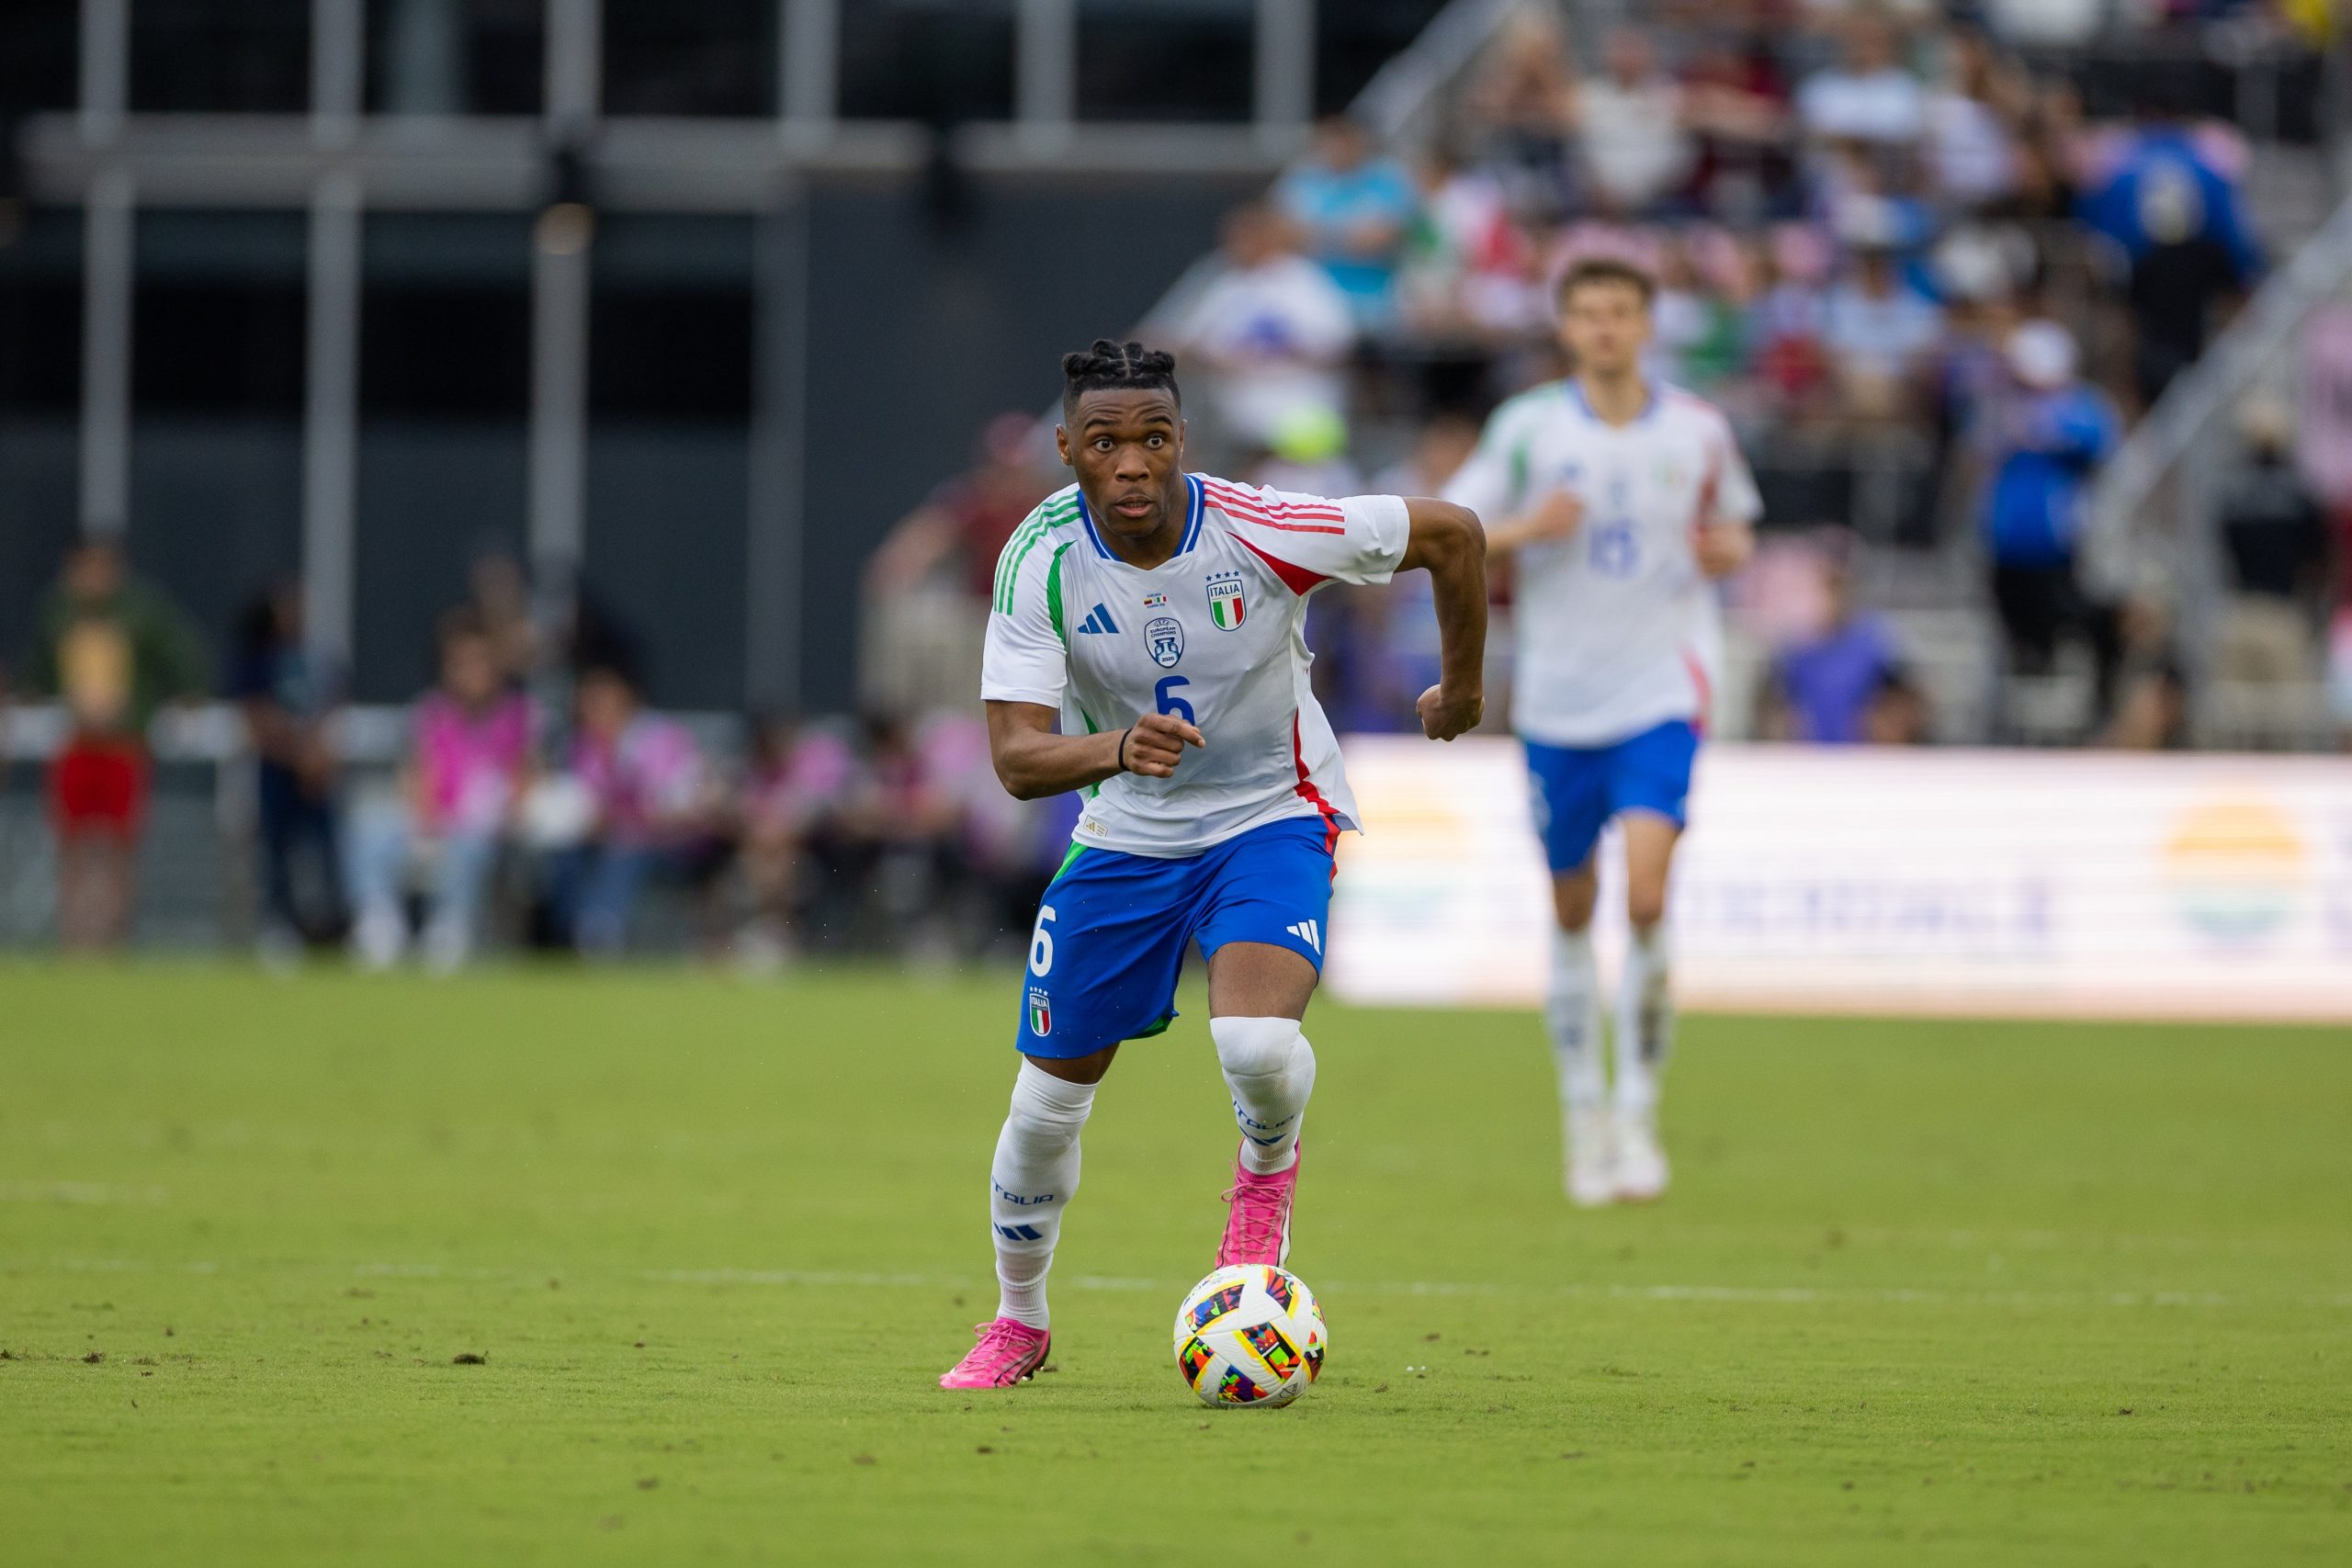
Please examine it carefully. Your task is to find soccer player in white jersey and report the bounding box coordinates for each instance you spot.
[940,339,1488,1389]
[1443,258,1760,1207]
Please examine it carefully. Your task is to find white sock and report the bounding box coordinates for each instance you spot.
[988,1061,1097,1330]
[1212,1016,1316,1176]
[1547,927,1606,1115]
[1614,923,1675,1116]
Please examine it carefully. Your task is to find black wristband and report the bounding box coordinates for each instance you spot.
[1115,728,1133,773]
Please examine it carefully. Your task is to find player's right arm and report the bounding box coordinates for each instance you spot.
[1442,396,1581,558]
[985,703,1204,801]
[978,508,1201,800]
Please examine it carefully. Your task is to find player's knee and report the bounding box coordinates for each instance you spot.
[1625,884,1669,931]
[1008,1060,1097,1142]
[1210,1015,1308,1083]
[1553,874,1600,931]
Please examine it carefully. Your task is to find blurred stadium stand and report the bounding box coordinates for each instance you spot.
[1,0,2347,955]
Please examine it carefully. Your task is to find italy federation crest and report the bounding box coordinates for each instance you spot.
[1146,615,1184,669]
[1205,572,1247,630]
[1026,987,1052,1037]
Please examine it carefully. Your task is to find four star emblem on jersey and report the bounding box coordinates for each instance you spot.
[1026,987,1052,1037]
[1145,615,1184,669]
[1205,571,1247,630]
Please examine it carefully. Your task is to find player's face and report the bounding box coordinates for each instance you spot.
[1057,389,1188,545]
[1557,280,1652,379]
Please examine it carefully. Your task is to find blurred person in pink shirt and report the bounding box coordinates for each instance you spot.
[546,662,717,956]
[345,609,537,971]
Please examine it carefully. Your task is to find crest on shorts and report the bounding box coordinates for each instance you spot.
[1205,571,1247,631]
[1026,987,1052,1037]
[1145,615,1184,669]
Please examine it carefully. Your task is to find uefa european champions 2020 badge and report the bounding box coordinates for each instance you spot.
[1146,616,1184,669]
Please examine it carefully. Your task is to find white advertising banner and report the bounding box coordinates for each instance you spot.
[1328,739,2352,1021]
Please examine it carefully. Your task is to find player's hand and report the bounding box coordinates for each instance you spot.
[1692,523,1752,579]
[1416,683,1483,742]
[1120,711,1205,777]
[1520,489,1584,544]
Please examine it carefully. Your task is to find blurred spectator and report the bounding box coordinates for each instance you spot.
[1976,321,2124,706]
[1398,145,1548,344]
[865,413,1047,604]
[22,539,209,951]
[545,662,718,957]
[232,581,346,954]
[1762,536,1905,743]
[2077,89,2260,405]
[2098,658,2191,750]
[1679,31,1794,221]
[345,609,536,972]
[1821,225,1943,420]
[1248,405,1362,501]
[1922,26,2026,212]
[1577,28,1695,218]
[837,713,971,962]
[1796,10,1926,151]
[1461,10,1581,222]
[1276,116,1419,331]
[1861,666,1932,744]
[735,714,857,968]
[863,414,1051,716]
[468,552,541,684]
[2211,396,2332,686]
[1174,204,1357,450]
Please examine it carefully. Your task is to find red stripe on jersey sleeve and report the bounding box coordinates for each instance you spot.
[1204,479,1346,532]
[1234,534,1328,596]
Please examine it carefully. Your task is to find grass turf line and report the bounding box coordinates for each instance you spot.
[1,964,2346,1564]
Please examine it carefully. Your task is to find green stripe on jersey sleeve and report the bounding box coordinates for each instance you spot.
[1045,541,1075,643]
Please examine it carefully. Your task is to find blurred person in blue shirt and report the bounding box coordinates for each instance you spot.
[2076,80,2260,405]
[1275,115,1419,331]
[1763,533,1905,745]
[1977,320,2125,706]
[233,581,347,954]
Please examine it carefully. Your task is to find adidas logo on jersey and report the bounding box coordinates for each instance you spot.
[1284,919,1321,954]
[1077,604,1119,635]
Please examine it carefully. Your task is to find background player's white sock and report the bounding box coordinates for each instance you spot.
[1212,1016,1316,1176]
[988,1061,1097,1330]
[1614,924,1676,1115]
[1547,927,1606,1113]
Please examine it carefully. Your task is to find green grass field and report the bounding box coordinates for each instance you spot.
[2,964,2347,1564]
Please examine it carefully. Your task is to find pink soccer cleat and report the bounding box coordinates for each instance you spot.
[938,1317,1051,1390]
[1216,1143,1302,1269]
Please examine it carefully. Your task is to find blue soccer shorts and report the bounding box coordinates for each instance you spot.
[1013,814,1337,1060]
[1522,719,1700,874]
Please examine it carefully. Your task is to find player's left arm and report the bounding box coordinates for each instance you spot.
[1692,415,1764,580]
[1397,498,1487,741]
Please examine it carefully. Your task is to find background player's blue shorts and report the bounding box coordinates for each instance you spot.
[1013,815,1336,1060]
[1523,719,1700,874]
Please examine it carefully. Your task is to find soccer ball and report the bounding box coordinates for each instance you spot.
[1171,1264,1327,1408]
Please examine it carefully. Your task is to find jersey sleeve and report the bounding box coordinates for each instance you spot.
[1207,479,1410,592]
[978,526,1071,708]
[1699,408,1764,526]
[1442,400,1528,525]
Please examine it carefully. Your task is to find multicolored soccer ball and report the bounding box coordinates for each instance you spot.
[1171,1264,1327,1409]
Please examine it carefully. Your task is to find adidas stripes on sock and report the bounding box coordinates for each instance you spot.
[988,1060,1097,1330]
[1211,1015,1316,1177]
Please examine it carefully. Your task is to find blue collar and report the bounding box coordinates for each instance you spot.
[1566,378,1657,427]
[1077,474,1204,562]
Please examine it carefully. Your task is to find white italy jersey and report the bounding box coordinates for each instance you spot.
[1445,380,1761,747]
[981,473,1410,858]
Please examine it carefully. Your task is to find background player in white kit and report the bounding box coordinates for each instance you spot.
[1445,258,1760,1207]
[941,340,1488,1388]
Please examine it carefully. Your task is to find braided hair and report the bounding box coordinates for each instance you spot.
[1059,338,1180,421]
